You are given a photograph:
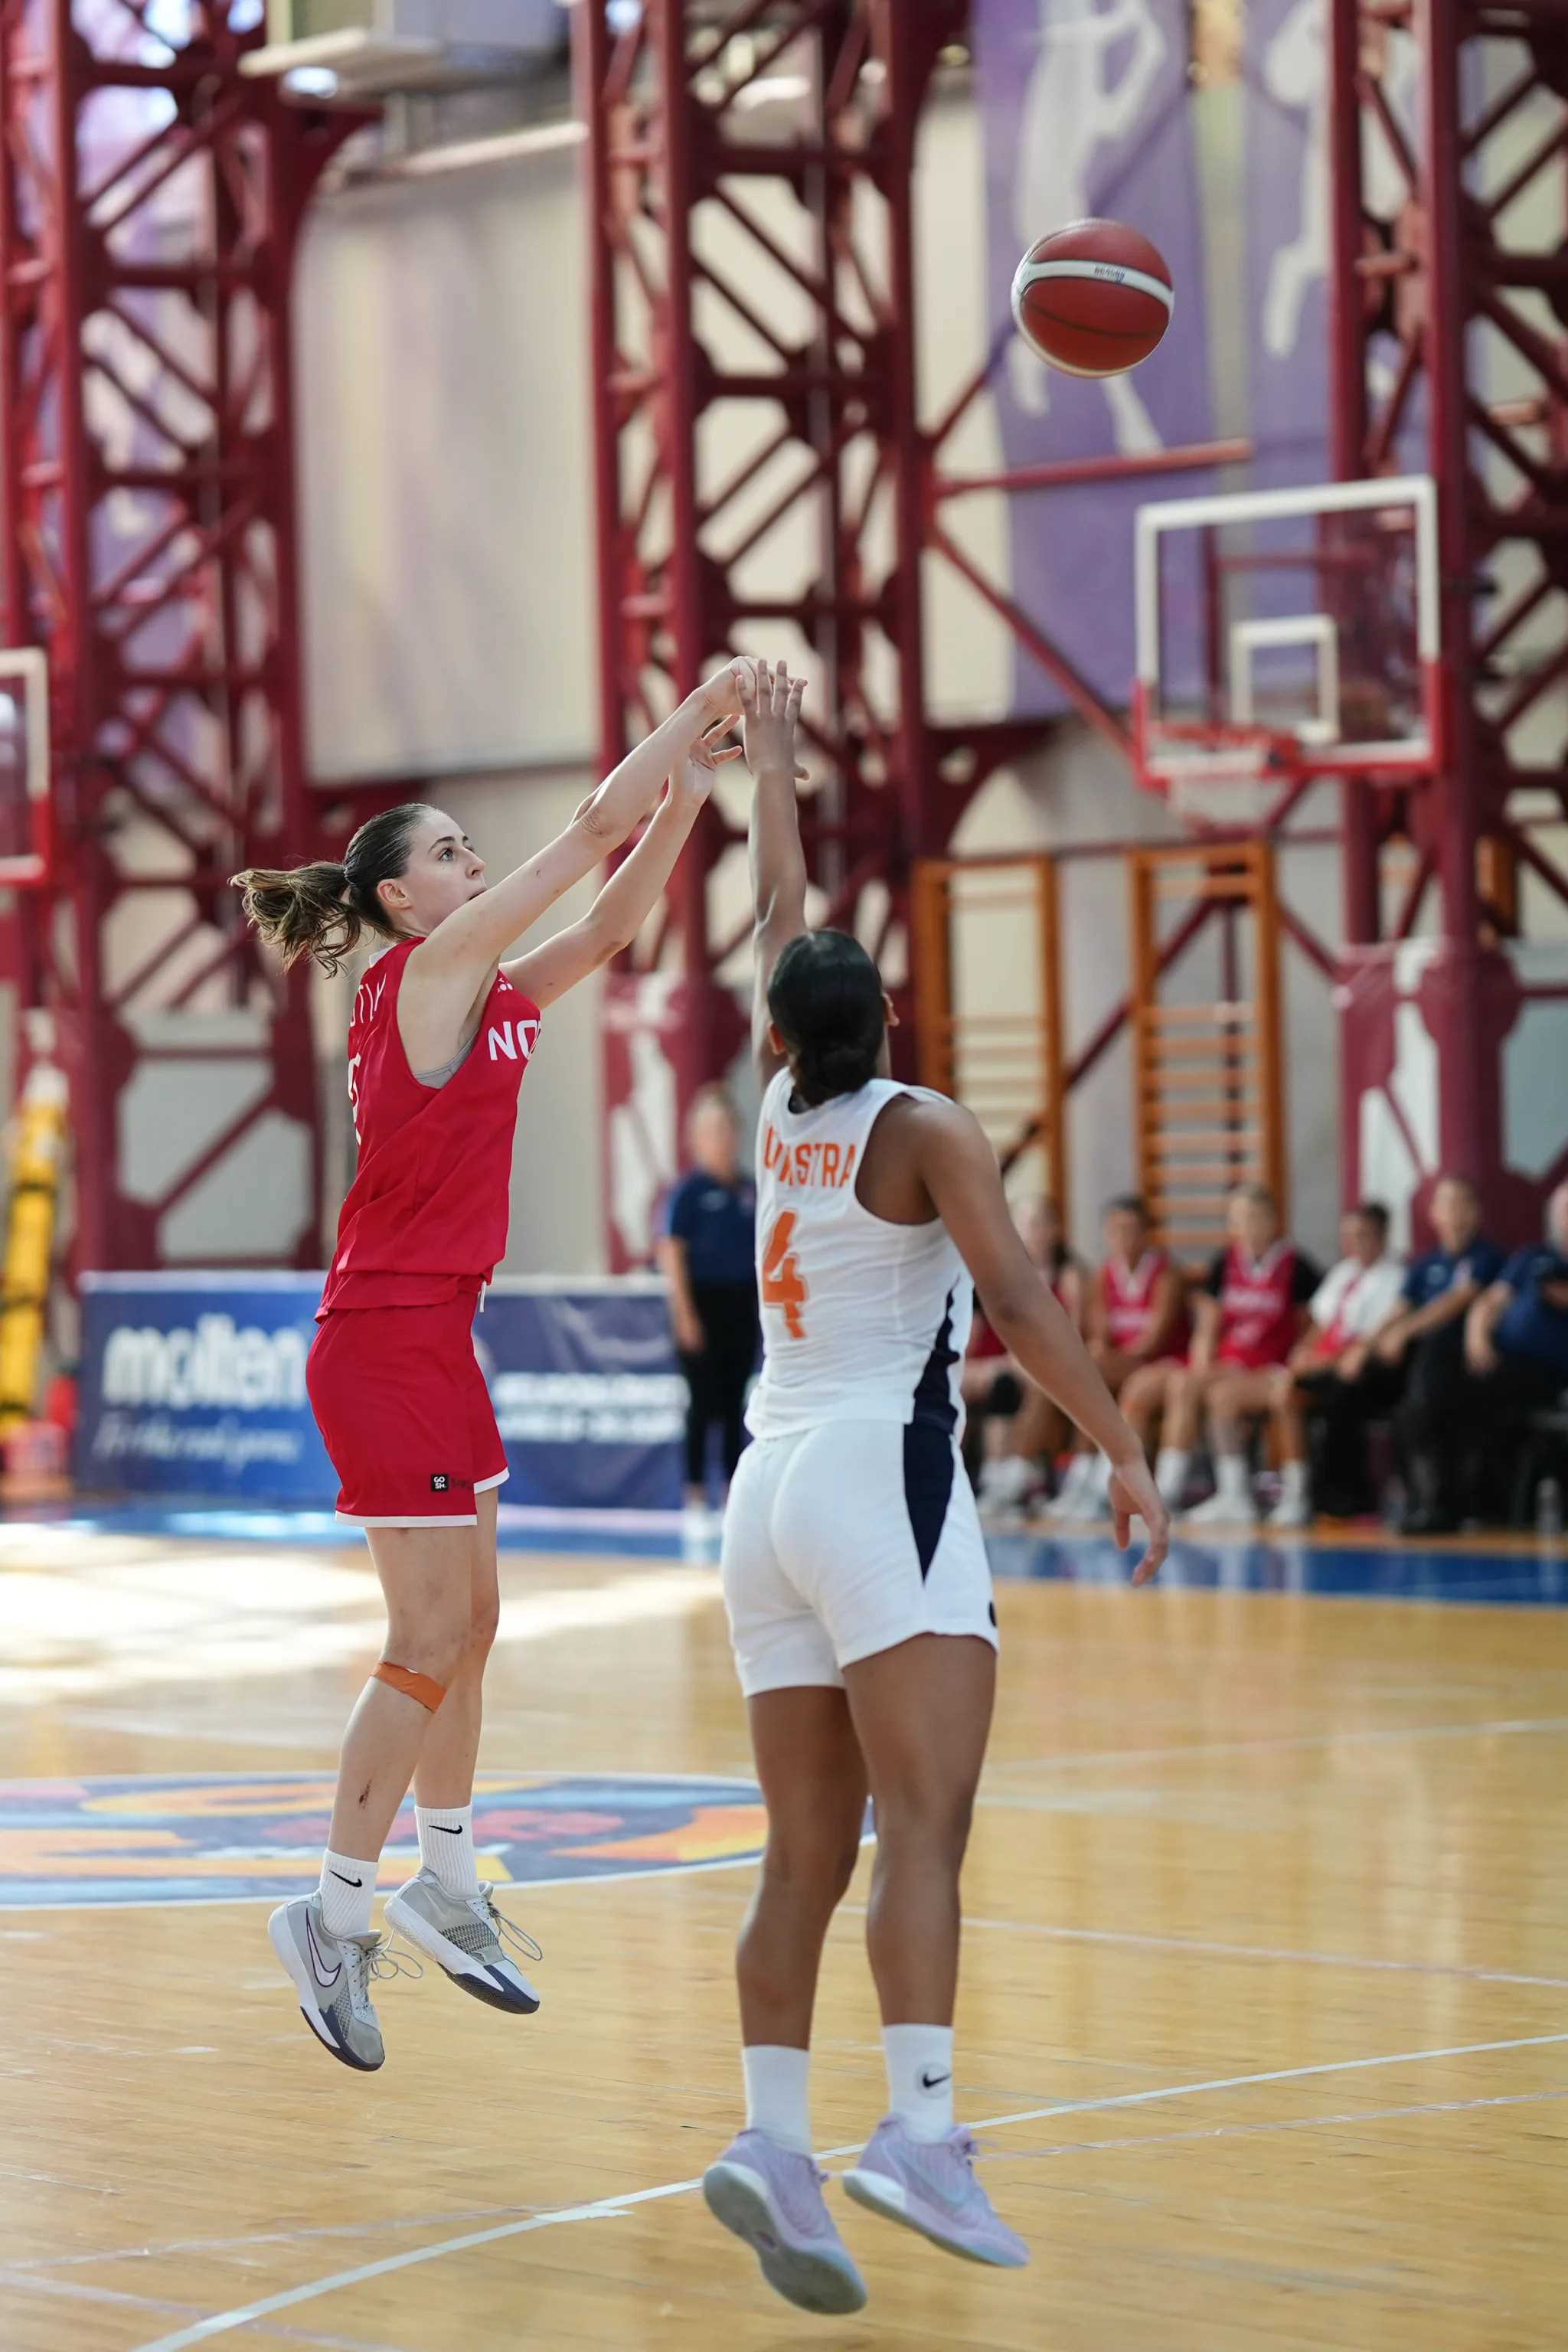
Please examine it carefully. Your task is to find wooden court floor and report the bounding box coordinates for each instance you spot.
[2,1520,1567,2350]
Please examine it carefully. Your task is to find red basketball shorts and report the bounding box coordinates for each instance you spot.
[307,1292,508,1527]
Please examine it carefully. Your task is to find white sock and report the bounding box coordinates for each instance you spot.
[742,2044,812,2154]
[1088,1452,1113,1498]
[318,1847,375,1940]
[416,1802,482,1899]
[1155,1446,1191,1498]
[883,2024,956,2142]
[1215,1452,1251,1501]
[1280,1459,1308,1501]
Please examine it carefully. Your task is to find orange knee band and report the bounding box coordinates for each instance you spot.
[374,1659,447,1713]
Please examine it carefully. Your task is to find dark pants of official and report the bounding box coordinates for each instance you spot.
[680,1281,760,1491]
[1302,1359,1406,1514]
[1396,1330,1565,1521]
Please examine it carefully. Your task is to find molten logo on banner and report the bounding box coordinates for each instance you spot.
[0,1772,770,1909]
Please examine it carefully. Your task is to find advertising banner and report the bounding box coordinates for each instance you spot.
[76,1275,686,1514]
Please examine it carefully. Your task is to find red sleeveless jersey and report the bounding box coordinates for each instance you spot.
[321,939,539,1313]
[1216,1241,1300,1368]
[1100,1249,1187,1357]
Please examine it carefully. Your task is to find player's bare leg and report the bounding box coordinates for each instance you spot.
[1050,1344,1135,1520]
[1184,1369,1276,1527]
[413,1485,501,1808]
[704,1685,869,2315]
[838,1633,1027,2267]
[1122,1361,1194,1508]
[270,1522,475,2069]
[1266,1365,1313,1528]
[389,1485,541,2014]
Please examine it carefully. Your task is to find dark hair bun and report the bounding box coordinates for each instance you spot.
[767,929,886,1106]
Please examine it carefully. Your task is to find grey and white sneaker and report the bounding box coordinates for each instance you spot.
[267,1894,413,2072]
[384,1870,541,2014]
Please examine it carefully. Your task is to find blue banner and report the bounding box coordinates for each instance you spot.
[76,1276,684,1514]
[475,1282,685,1514]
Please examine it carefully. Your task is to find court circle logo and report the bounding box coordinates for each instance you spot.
[0,1772,772,1909]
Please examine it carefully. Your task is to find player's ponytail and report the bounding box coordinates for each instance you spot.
[231,802,432,976]
[768,928,886,1107]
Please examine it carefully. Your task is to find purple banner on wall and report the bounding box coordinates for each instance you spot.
[1243,0,1428,488]
[973,0,1217,717]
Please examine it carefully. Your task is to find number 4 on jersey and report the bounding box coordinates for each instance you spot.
[761,1210,808,1339]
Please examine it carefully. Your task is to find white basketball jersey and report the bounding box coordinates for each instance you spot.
[746,1072,972,1440]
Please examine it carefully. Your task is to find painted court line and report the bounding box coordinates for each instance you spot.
[946,1910,1568,1991]
[993,2083,1568,2165]
[0,2269,409,2352]
[991,1713,1568,1776]
[130,2027,1568,2352]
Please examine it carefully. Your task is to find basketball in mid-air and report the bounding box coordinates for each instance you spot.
[1011,219,1173,380]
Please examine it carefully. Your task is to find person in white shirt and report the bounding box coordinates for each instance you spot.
[1276,1200,1405,1519]
[699,660,1168,2311]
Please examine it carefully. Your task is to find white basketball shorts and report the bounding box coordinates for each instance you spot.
[720,1417,999,1697]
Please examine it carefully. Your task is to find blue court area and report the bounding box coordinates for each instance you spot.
[34,1498,1568,1606]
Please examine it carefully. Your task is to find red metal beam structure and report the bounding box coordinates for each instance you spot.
[578,0,973,1120]
[577,2,1261,1262]
[0,0,349,1269]
[1328,0,1568,1215]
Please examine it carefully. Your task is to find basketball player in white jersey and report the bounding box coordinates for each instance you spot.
[701,662,1170,2314]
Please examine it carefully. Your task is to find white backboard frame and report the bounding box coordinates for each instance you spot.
[1134,473,1439,787]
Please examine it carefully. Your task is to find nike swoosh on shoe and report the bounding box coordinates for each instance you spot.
[305,1916,342,1990]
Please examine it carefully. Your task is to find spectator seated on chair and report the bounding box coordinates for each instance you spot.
[969,1194,1088,1514]
[1285,1200,1407,1518]
[1462,1181,1568,1514]
[1361,1174,1507,1537]
[1126,1183,1320,1529]
[1048,1193,1189,1523]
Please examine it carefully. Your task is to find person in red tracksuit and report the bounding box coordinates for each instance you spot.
[232,662,753,2073]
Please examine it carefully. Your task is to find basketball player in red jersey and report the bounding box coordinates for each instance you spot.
[1047,1192,1189,1521]
[233,665,750,2070]
[1121,1184,1321,1527]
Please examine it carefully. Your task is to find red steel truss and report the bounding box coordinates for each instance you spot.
[0,0,350,1268]
[577,2,1259,1259]
[1328,0,1568,1212]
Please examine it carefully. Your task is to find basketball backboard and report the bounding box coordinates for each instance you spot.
[241,0,563,100]
[1132,475,1439,795]
[0,649,51,887]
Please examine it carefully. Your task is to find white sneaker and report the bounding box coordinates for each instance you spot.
[384,1870,541,2014]
[1044,1460,1096,1523]
[1267,1491,1312,1530]
[979,1456,1037,1511]
[1182,1486,1259,1530]
[682,1505,720,1561]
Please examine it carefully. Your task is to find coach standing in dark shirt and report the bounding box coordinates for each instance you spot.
[658,1086,759,1526]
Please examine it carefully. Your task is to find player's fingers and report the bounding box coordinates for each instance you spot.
[737,664,756,707]
[1132,1529,1168,1586]
[1112,1496,1131,1549]
[712,744,745,763]
[794,763,809,780]
[786,678,805,721]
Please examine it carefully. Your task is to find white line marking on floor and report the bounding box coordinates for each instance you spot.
[129,2028,1568,2352]
[991,1713,1568,1775]
[0,2265,410,2351]
[991,2082,1568,2164]
[916,1909,1568,1991]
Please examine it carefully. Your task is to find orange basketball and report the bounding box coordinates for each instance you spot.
[1011,218,1173,381]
